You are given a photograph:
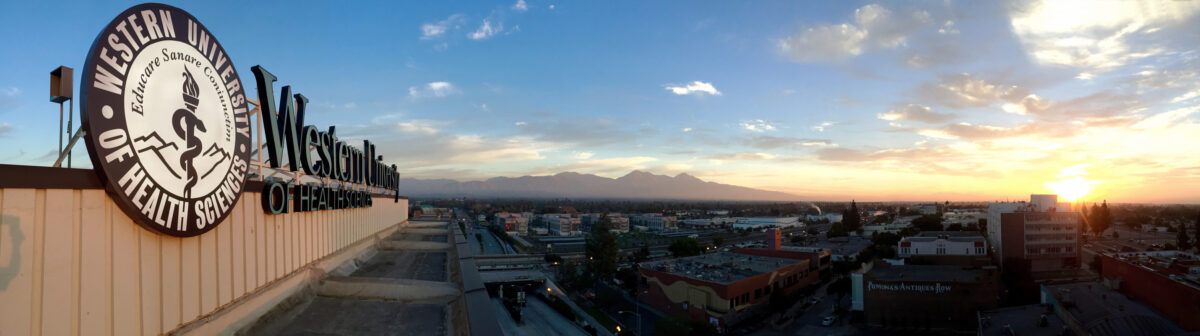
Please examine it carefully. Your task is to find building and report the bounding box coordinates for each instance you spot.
[581,213,630,233]
[545,215,581,236]
[681,217,735,228]
[986,194,1082,281]
[1040,282,1185,335]
[631,213,676,232]
[493,212,530,235]
[638,252,818,328]
[942,208,984,228]
[977,304,1068,336]
[805,213,843,223]
[1099,251,1200,331]
[911,204,940,215]
[732,217,801,230]
[851,263,1000,331]
[898,232,989,266]
[814,236,873,262]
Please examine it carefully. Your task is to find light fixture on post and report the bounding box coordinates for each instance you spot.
[50,66,73,166]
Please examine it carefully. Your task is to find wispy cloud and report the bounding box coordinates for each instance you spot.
[421,14,465,40]
[468,19,503,40]
[812,121,835,132]
[408,81,459,99]
[512,0,528,12]
[877,104,956,123]
[739,120,776,133]
[665,81,721,96]
[777,4,933,62]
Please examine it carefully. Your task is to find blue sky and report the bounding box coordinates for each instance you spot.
[1,0,1199,202]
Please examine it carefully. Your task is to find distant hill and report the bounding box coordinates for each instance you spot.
[396,170,799,201]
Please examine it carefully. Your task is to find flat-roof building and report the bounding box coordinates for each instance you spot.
[1099,251,1200,331]
[637,252,818,329]
[898,232,989,266]
[1040,281,1186,335]
[851,263,1000,331]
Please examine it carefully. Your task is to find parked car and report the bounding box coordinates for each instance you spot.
[822,315,836,326]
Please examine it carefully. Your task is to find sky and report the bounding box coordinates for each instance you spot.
[1,0,1199,203]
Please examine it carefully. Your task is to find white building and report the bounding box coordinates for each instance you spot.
[898,233,987,258]
[733,217,801,230]
[805,213,843,223]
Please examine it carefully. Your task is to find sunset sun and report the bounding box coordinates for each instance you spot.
[1045,177,1093,203]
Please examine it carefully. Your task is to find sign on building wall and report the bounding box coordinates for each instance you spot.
[81,3,251,237]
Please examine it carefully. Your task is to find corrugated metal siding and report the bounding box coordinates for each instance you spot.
[0,188,409,335]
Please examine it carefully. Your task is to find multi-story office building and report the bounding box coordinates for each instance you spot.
[985,194,1081,281]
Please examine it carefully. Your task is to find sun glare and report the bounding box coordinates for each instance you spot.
[1045,177,1092,202]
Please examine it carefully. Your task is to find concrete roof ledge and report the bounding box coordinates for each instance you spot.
[318,276,461,303]
[408,221,450,229]
[379,240,452,251]
[400,228,450,235]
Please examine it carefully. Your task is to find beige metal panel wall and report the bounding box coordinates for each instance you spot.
[0,188,409,336]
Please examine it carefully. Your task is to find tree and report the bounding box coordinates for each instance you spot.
[1178,224,1192,251]
[712,236,724,248]
[586,214,620,280]
[946,223,964,231]
[544,253,564,264]
[669,238,704,258]
[828,276,852,301]
[912,214,944,232]
[843,200,862,231]
[1194,212,1200,250]
[632,246,651,263]
[1091,201,1112,235]
[827,222,849,238]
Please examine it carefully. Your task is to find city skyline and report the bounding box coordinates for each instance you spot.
[1,0,1199,203]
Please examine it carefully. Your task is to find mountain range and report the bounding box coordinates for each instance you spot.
[396,170,799,201]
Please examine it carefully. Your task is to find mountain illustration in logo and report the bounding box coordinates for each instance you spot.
[198,143,231,179]
[133,131,183,179]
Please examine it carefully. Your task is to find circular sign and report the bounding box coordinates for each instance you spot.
[81,3,251,237]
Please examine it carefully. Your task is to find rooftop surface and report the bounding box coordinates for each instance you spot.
[813,237,873,255]
[979,304,1070,336]
[1109,250,1200,290]
[866,264,991,283]
[1043,282,1185,336]
[640,251,803,284]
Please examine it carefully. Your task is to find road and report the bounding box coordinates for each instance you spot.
[492,297,589,336]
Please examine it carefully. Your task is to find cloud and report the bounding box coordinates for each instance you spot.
[1008,0,1200,72]
[917,73,1027,109]
[0,122,15,137]
[0,87,21,113]
[665,81,721,96]
[572,151,594,159]
[408,81,459,99]
[739,120,776,133]
[548,4,555,10]
[533,156,660,176]
[705,152,777,161]
[395,120,445,135]
[877,104,956,123]
[421,14,465,40]
[682,127,693,132]
[512,0,528,11]
[812,121,835,132]
[515,116,645,148]
[778,4,933,62]
[745,135,834,149]
[468,19,503,40]
[514,121,527,126]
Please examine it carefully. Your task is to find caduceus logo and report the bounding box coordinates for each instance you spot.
[172,67,206,198]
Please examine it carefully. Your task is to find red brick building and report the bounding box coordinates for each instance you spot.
[637,252,819,328]
[1100,251,1200,331]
